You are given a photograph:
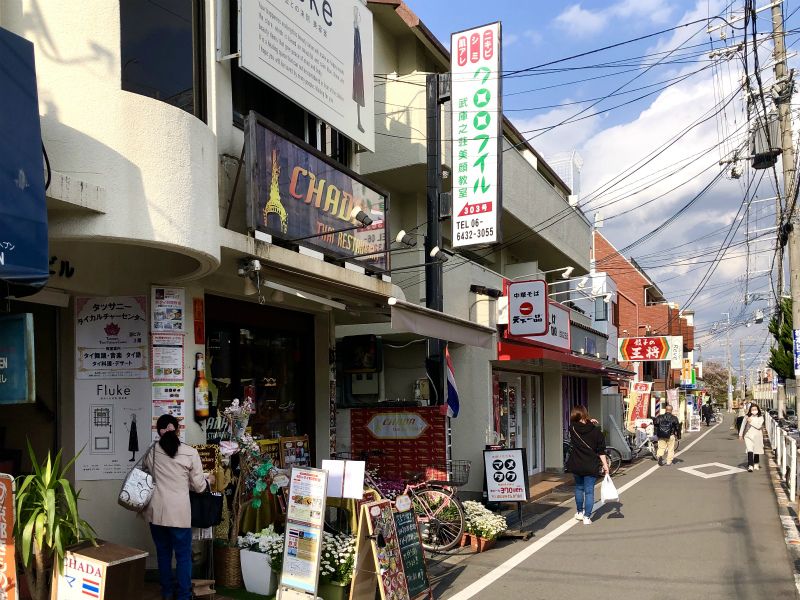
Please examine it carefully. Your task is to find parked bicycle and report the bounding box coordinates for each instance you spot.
[563,438,622,476]
[625,430,680,461]
[326,451,470,553]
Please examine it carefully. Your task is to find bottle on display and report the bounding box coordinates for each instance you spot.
[194,352,209,420]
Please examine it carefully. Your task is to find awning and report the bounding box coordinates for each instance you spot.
[390,300,495,349]
[0,27,49,295]
[497,340,635,376]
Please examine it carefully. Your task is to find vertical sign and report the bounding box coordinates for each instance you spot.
[669,336,683,369]
[0,474,16,600]
[451,22,502,248]
[507,280,548,336]
[793,329,800,378]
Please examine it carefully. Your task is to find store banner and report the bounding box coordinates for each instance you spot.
[75,296,148,379]
[451,22,502,248]
[245,113,387,269]
[240,0,374,150]
[627,381,651,427]
[618,336,670,362]
[0,473,16,600]
[507,280,548,336]
[0,314,35,404]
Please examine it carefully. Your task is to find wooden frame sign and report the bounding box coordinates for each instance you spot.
[393,508,432,600]
[277,467,328,600]
[350,501,411,600]
[0,473,17,600]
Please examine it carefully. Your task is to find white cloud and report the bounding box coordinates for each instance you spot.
[524,30,544,46]
[503,33,519,47]
[554,0,675,37]
[509,100,602,159]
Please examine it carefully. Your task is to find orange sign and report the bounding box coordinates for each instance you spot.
[618,337,671,362]
[0,473,17,600]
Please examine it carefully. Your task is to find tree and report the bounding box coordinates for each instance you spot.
[702,360,737,404]
[768,297,793,379]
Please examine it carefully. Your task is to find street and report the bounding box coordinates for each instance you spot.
[438,421,797,600]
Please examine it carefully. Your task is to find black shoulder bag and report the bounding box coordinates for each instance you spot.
[190,483,223,528]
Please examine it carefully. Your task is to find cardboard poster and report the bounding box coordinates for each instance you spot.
[151,383,186,441]
[75,296,148,379]
[484,448,529,503]
[74,379,150,481]
[151,287,185,333]
[151,332,184,381]
[0,474,16,600]
[279,436,311,470]
[285,467,326,526]
[53,553,105,600]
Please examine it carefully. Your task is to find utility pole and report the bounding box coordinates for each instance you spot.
[770,0,795,419]
[425,73,449,407]
[723,312,733,412]
[739,339,746,402]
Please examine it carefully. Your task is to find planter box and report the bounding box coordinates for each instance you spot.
[239,549,277,596]
[318,581,350,600]
[462,533,496,553]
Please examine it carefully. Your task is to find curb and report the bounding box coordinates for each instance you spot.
[764,436,800,597]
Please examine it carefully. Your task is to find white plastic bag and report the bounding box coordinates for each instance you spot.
[600,474,619,503]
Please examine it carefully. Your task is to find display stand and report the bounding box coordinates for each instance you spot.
[50,540,148,600]
[483,448,532,539]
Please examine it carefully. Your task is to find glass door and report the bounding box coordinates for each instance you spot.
[496,373,521,449]
[521,375,543,475]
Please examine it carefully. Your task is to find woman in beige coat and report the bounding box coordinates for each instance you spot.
[144,414,210,600]
[739,403,765,472]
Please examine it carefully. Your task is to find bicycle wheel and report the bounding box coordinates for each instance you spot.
[604,447,622,476]
[411,487,465,552]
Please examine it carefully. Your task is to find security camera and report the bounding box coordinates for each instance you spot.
[250,259,262,272]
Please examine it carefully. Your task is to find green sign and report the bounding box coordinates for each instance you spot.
[393,510,430,599]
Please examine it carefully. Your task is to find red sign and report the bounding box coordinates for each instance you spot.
[618,337,670,362]
[0,473,16,600]
[519,302,533,316]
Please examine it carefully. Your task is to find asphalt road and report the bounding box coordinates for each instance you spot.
[438,420,797,600]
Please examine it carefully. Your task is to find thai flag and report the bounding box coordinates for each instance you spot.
[445,345,460,418]
[82,578,100,598]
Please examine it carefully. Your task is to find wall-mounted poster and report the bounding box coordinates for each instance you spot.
[151,383,186,442]
[74,379,150,481]
[75,296,148,379]
[151,287,185,333]
[151,332,184,381]
[0,313,35,404]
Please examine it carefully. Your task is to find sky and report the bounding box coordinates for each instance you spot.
[404,0,800,371]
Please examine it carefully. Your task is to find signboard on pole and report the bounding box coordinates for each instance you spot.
[669,336,683,369]
[239,0,375,150]
[507,280,548,336]
[793,329,800,377]
[0,473,16,600]
[483,448,529,503]
[451,22,502,248]
[618,337,671,362]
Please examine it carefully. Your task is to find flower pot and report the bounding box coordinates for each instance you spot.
[213,545,243,589]
[318,580,350,600]
[469,535,496,553]
[459,533,471,547]
[240,549,278,596]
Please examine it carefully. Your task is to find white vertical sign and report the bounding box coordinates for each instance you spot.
[507,280,548,336]
[669,336,683,369]
[451,22,502,248]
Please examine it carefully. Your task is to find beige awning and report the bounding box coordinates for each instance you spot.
[390,300,495,349]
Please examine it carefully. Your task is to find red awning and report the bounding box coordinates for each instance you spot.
[497,340,635,377]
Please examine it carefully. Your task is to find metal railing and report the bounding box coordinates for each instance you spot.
[764,412,798,502]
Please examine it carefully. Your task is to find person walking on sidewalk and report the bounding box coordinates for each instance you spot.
[565,405,609,525]
[702,400,714,427]
[653,404,681,466]
[739,402,765,472]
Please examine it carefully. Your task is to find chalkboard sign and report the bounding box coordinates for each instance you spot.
[192,444,220,472]
[393,510,431,600]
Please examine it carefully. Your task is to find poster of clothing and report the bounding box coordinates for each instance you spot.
[151,287,185,333]
[74,379,150,480]
[75,296,148,379]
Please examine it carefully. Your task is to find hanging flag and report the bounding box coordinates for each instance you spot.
[445,345,460,418]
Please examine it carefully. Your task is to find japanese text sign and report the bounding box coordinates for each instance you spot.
[508,280,548,336]
[451,22,502,248]
[484,448,529,503]
[618,336,670,362]
[0,474,16,600]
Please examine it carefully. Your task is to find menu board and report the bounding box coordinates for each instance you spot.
[193,444,220,472]
[285,467,326,526]
[359,501,410,600]
[393,510,430,600]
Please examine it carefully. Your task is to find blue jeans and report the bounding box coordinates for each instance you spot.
[574,474,597,517]
[150,524,192,600]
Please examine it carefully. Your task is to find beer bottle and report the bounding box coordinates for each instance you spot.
[194,352,209,419]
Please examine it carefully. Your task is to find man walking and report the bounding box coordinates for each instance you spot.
[701,400,713,427]
[653,404,681,466]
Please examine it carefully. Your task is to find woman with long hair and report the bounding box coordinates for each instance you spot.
[565,405,609,525]
[143,414,211,600]
[739,402,765,472]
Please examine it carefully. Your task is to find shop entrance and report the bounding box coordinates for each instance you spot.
[204,296,315,453]
[494,372,543,476]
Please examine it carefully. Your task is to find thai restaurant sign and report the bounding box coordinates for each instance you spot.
[451,22,502,248]
[239,0,375,150]
[245,113,388,270]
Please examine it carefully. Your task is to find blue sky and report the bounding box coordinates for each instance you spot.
[404,0,800,366]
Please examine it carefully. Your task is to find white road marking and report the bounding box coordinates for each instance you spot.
[678,462,746,479]
[446,422,721,600]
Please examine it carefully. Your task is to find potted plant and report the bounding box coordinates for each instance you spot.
[462,501,507,552]
[15,443,97,600]
[318,532,357,600]
[237,525,284,595]
[214,398,278,588]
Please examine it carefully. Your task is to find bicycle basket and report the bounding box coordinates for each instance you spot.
[423,460,471,487]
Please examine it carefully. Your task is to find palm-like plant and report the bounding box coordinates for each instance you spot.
[14,442,96,600]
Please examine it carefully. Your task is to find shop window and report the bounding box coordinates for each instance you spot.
[120,0,207,121]
[612,301,619,327]
[642,360,667,381]
[204,296,315,446]
[595,297,608,321]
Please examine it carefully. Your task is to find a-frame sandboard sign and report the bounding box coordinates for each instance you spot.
[349,500,433,600]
